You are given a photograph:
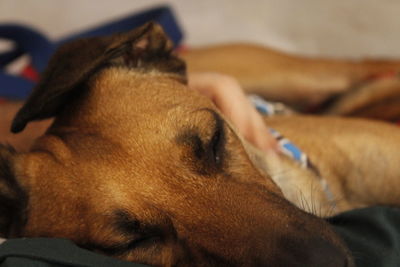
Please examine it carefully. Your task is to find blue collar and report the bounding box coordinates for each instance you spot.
[249,94,336,205]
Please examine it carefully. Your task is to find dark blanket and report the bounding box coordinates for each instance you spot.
[0,206,399,267]
[328,206,400,267]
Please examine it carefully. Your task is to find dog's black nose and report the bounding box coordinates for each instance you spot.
[306,238,350,267]
[276,236,351,267]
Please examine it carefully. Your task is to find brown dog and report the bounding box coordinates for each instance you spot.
[182,43,400,121]
[4,22,400,266]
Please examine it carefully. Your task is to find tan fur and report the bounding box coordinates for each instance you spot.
[9,23,400,266]
[181,41,400,220]
[324,78,400,120]
[0,102,51,151]
[181,44,400,115]
[9,70,349,266]
[244,115,400,217]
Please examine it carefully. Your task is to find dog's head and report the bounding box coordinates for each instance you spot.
[0,23,351,266]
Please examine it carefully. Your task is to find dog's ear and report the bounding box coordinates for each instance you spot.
[0,145,27,237]
[11,22,186,133]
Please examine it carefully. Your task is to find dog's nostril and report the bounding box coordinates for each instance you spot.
[307,238,349,267]
[278,236,349,267]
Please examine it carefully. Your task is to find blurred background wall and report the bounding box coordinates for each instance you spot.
[1,0,400,59]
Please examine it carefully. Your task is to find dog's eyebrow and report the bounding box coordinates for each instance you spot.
[186,108,225,137]
[175,108,223,144]
[195,108,223,124]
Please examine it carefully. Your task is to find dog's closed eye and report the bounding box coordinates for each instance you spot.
[82,210,164,256]
[206,111,225,168]
[177,109,227,175]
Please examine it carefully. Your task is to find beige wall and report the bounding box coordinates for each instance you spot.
[1,0,400,59]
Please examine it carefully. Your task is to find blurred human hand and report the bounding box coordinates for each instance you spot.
[189,72,278,152]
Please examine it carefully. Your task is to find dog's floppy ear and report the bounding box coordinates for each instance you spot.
[0,145,27,237]
[11,22,186,133]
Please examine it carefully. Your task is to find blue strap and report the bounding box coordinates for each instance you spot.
[0,73,35,99]
[0,5,183,100]
[0,48,24,68]
[249,95,310,168]
[0,24,55,72]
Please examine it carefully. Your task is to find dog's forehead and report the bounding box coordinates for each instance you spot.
[83,68,221,158]
[82,68,217,127]
[31,68,222,180]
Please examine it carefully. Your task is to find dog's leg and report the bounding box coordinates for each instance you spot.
[261,115,400,212]
[322,78,400,121]
[182,44,400,108]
